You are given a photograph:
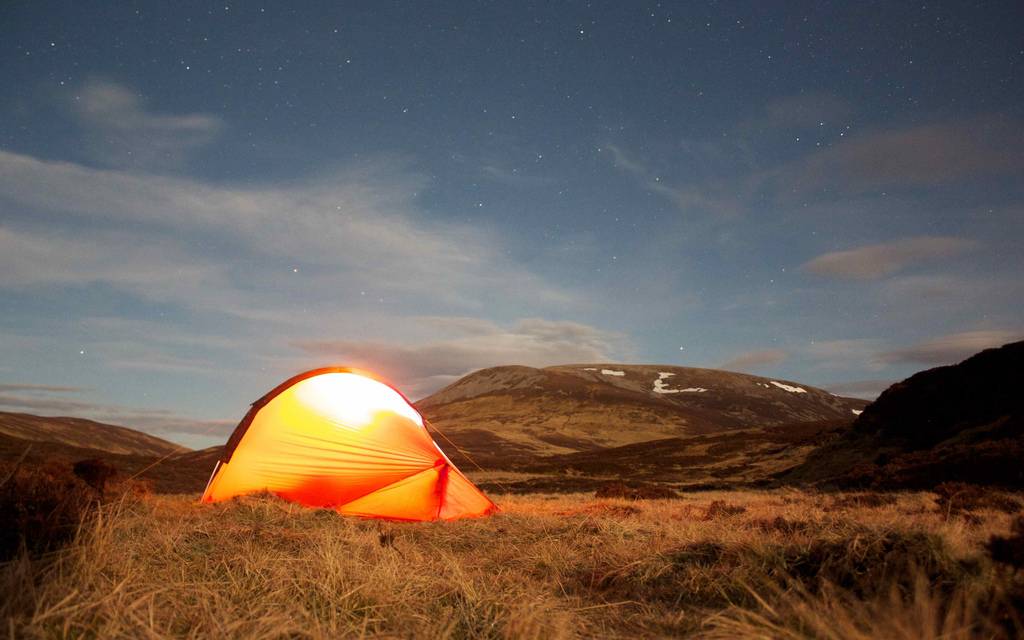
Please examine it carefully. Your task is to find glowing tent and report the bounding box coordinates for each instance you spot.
[202,368,497,521]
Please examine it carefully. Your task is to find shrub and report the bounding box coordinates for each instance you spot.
[703,500,746,520]
[825,492,898,511]
[750,516,812,535]
[935,482,1022,518]
[0,462,96,560]
[594,482,678,500]
[775,529,976,597]
[73,458,118,495]
[988,516,1024,570]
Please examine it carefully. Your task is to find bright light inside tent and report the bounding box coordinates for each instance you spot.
[292,372,423,430]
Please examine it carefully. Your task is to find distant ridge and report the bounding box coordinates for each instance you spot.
[0,411,186,457]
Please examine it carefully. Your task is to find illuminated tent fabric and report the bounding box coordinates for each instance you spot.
[201,368,497,521]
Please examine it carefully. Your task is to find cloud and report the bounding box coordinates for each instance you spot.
[792,116,1024,194]
[293,317,623,398]
[874,330,1024,366]
[880,275,977,301]
[603,144,746,216]
[0,383,86,393]
[0,388,234,439]
[0,137,598,441]
[804,339,886,371]
[801,236,978,280]
[71,79,222,168]
[876,275,1024,326]
[604,143,648,177]
[607,114,1024,222]
[0,148,571,317]
[807,339,883,359]
[823,379,895,400]
[0,226,233,310]
[0,392,106,414]
[719,348,788,372]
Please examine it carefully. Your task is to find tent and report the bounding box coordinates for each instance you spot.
[201,367,497,521]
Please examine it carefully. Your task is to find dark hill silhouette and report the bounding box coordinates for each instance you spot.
[787,341,1024,488]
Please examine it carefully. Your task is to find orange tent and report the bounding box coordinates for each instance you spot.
[201,367,497,521]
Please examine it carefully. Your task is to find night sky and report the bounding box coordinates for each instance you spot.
[2,2,1022,448]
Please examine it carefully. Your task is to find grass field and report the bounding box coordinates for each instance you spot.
[3,485,1023,639]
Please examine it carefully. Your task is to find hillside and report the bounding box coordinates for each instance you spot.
[0,428,216,494]
[418,364,867,464]
[473,419,851,494]
[787,340,1024,488]
[0,410,217,493]
[0,411,186,456]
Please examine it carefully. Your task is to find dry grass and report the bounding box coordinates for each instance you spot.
[2,488,1023,639]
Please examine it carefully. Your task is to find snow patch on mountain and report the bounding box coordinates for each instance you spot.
[770,381,807,394]
[601,369,625,376]
[652,372,677,393]
[653,371,707,394]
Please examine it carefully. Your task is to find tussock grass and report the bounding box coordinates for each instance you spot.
[2,489,1022,638]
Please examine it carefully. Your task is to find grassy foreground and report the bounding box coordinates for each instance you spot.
[2,488,1023,639]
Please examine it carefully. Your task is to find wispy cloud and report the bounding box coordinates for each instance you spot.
[0,392,108,414]
[805,339,886,371]
[70,78,222,168]
[791,116,1024,194]
[0,389,233,438]
[823,379,895,400]
[294,317,624,398]
[719,348,788,372]
[874,330,1023,366]
[801,236,978,280]
[0,226,232,309]
[606,113,1023,220]
[0,148,572,317]
[0,383,86,393]
[603,143,746,216]
[603,143,648,177]
[0,115,592,435]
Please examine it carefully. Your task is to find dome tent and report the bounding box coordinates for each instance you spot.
[201,367,497,521]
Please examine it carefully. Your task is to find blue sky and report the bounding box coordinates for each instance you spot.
[1,2,1022,448]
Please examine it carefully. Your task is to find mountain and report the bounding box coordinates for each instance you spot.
[786,341,1024,488]
[0,411,185,456]
[418,364,867,465]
